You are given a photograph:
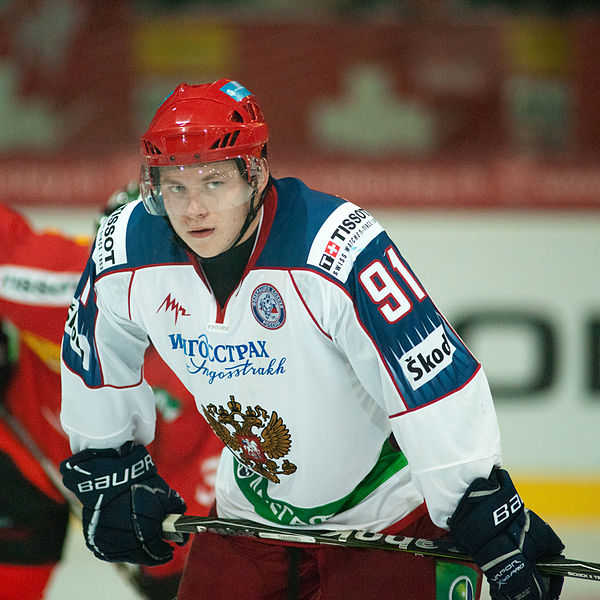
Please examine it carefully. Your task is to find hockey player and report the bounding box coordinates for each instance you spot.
[0,202,222,600]
[59,79,565,599]
[0,205,86,600]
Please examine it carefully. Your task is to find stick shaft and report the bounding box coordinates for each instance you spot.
[162,514,600,582]
[0,405,80,513]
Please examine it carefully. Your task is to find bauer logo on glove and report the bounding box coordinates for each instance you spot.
[60,441,187,566]
[66,451,155,494]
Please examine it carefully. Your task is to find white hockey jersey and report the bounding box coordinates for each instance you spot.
[61,177,502,531]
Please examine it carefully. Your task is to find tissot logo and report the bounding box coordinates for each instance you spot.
[307,202,383,283]
[325,241,340,258]
[157,293,190,324]
[93,203,128,273]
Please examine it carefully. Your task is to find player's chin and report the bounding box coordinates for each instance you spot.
[187,238,225,258]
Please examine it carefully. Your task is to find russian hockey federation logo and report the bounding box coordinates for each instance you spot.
[251,284,285,330]
[203,396,297,483]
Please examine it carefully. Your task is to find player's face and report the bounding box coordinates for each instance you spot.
[161,160,261,257]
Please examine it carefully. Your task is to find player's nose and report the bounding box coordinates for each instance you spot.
[183,192,210,218]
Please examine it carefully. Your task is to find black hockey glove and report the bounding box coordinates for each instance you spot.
[448,467,564,600]
[60,442,187,566]
[0,321,15,402]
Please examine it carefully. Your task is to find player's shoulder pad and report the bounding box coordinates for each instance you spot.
[305,198,384,284]
[92,199,184,275]
[264,178,384,282]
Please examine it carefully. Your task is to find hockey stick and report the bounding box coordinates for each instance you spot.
[162,514,600,582]
[0,404,81,515]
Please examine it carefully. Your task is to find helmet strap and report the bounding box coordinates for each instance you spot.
[225,186,266,252]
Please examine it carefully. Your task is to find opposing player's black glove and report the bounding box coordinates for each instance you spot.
[448,467,564,600]
[0,321,15,402]
[60,442,187,566]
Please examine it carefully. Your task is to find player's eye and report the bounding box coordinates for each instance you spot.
[206,179,225,190]
[165,184,186,194]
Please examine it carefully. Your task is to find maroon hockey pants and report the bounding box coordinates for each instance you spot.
[177,510,483,599]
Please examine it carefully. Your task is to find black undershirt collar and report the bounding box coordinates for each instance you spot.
[199,229,257,307]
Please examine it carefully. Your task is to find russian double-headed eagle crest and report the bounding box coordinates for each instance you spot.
[203,396,297,483]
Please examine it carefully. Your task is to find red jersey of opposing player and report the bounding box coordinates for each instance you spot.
[0,203,223,596]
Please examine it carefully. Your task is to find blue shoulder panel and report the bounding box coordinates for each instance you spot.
[256,178,346,270]
[93,200,188,276]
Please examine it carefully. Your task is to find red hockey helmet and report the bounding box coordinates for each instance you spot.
[140,79,268,167]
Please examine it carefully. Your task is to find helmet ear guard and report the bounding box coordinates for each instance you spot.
[246,155,267,188]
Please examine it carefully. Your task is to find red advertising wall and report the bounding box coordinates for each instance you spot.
[1,2,599,209]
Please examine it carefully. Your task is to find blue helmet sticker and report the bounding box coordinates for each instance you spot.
[220,81,252,102]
